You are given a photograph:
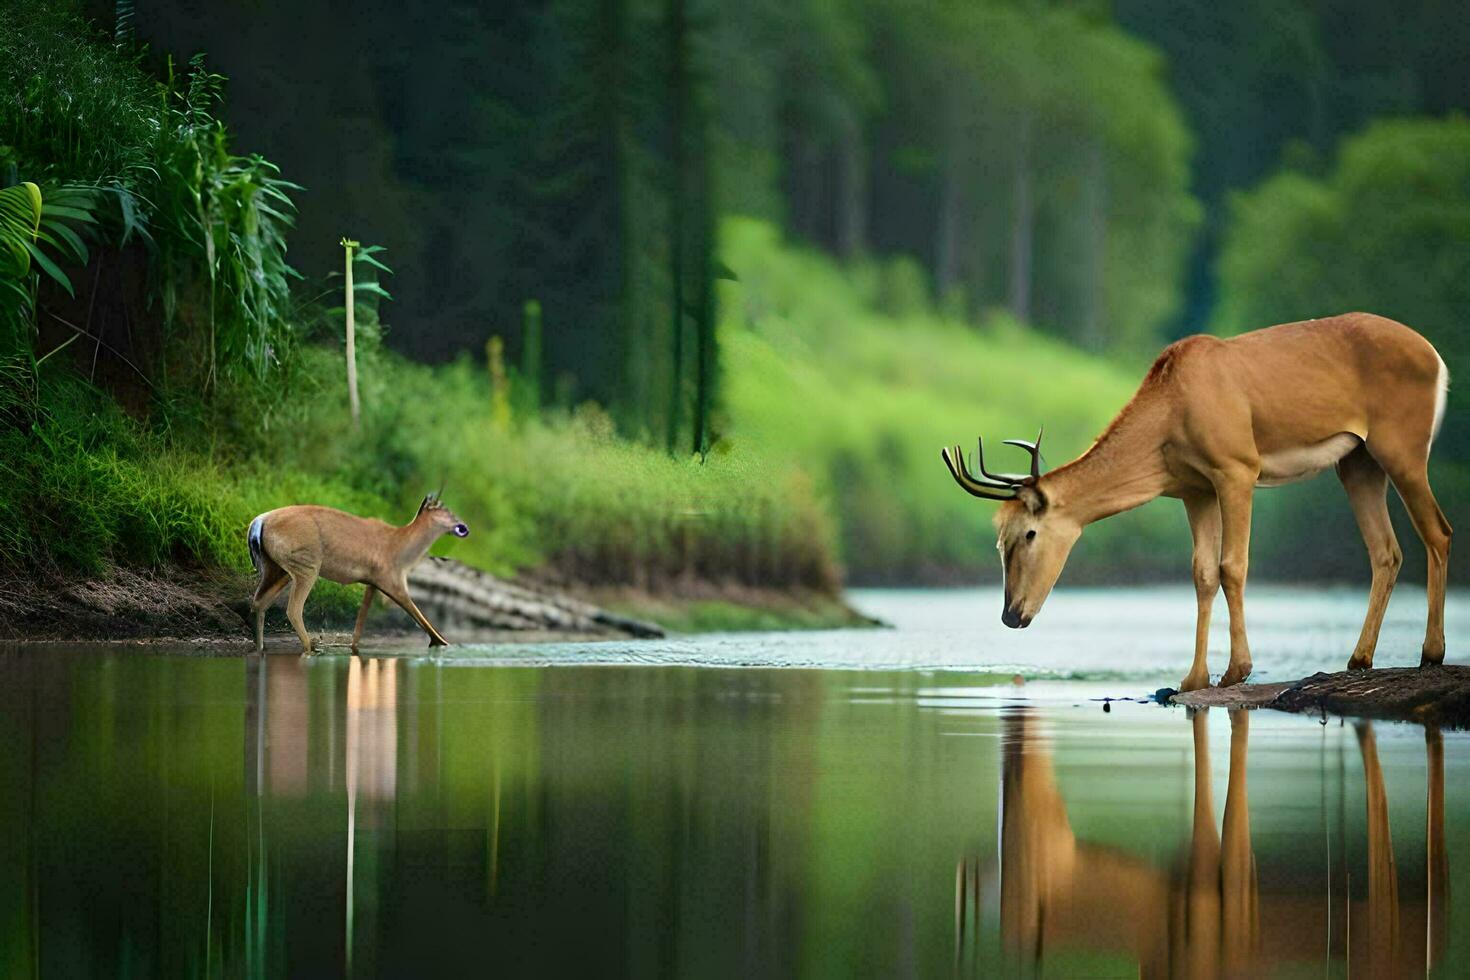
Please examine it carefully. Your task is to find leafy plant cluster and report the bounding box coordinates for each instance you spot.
[0,1,298,388]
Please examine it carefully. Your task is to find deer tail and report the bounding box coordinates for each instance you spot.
[248,514,267,573]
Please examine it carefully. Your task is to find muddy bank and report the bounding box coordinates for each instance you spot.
[0,558,870,645]
[1172,665,1470,727]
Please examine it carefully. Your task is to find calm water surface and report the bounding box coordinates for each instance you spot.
[2,586,1468,977]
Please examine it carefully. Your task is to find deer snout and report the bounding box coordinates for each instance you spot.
[452,523,469,538]
[1002,602,1030,629]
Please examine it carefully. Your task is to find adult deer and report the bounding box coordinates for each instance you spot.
[942,313,1450,691]
[247,492,469,654]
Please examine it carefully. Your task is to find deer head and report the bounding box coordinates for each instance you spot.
[416,490,470,538]
[940,429,1081,628]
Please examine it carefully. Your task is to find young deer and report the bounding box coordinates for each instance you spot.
[247,493,469,654]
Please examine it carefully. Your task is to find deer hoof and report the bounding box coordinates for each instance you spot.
[1219,664,1252,687]
[1347,654,1373,671]
[1178,672,1210,694]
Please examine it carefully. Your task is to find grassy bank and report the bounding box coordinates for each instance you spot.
[1,336,841,630]
[719,218,1184,583]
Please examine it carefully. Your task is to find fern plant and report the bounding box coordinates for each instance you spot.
[0,181,98,357]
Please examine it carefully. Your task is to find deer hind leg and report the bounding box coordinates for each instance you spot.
[1336,445,1402,670]
[1370,443,1452,666]
[283,568,319,656]
[251,559,290,653]
[1180,493,1221,693]
[1426,725,1447,973]
[351,585,377,653]
[1354,722,1400,975]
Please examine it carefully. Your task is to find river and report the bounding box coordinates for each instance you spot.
[1,586,1467,976]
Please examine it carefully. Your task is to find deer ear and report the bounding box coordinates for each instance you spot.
[1018,484,1047,515]
[418,495,431,515]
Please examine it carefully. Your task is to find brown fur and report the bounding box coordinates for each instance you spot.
[984,313,1450,692]
[248,496,468,653]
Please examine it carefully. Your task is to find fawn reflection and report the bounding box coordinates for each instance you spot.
[966,708,1448,977]
[246,654,401,804]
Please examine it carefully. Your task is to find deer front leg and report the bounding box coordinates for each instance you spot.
[1180,493,1221,692]
[1213,473,1256,687]
[351,585,377,653]
[382,578,450,647]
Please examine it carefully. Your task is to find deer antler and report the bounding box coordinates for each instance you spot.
[941,427,1046,499]
[941,446,1020,500]
[1000,426,1045,481]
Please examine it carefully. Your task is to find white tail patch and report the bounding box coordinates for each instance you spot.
[1431,353,1450,449]
[248,513,266,572]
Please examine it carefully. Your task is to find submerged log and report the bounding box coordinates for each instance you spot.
[408,557,664,639]
[1172,665,1470,727]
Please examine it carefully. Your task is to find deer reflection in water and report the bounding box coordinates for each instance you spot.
[246,654,401,803]
[958,708,1448,977]
[245,654,405,971]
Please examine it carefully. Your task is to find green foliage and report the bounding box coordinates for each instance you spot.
[719,218,1183,582]
[1,5,299,388]
[152,57,301,385]
[0,182,99,355]
[0,0,158,188]
[0,183,43,344]
[708,0,1199,355]
[0,184,41,279]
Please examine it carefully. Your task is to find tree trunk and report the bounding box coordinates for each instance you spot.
[690,64,716,458]
[603,0,646,434]
[1008,112,1034,324]
[1080,138,1108,351]
[835,111,867,258]
[788,130,822,243]
[665,0,687,454]
[935,94,964,297]
[690,134,716,458]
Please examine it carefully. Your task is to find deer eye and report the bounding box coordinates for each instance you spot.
[1025,529,1037,541]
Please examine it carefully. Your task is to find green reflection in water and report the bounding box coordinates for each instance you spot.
[0,650,1467,977]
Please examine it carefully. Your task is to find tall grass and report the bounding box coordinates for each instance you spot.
[1,333,839,597]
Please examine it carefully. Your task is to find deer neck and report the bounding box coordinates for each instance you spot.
[1042,405,1172,526]
[392,515,443,572]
